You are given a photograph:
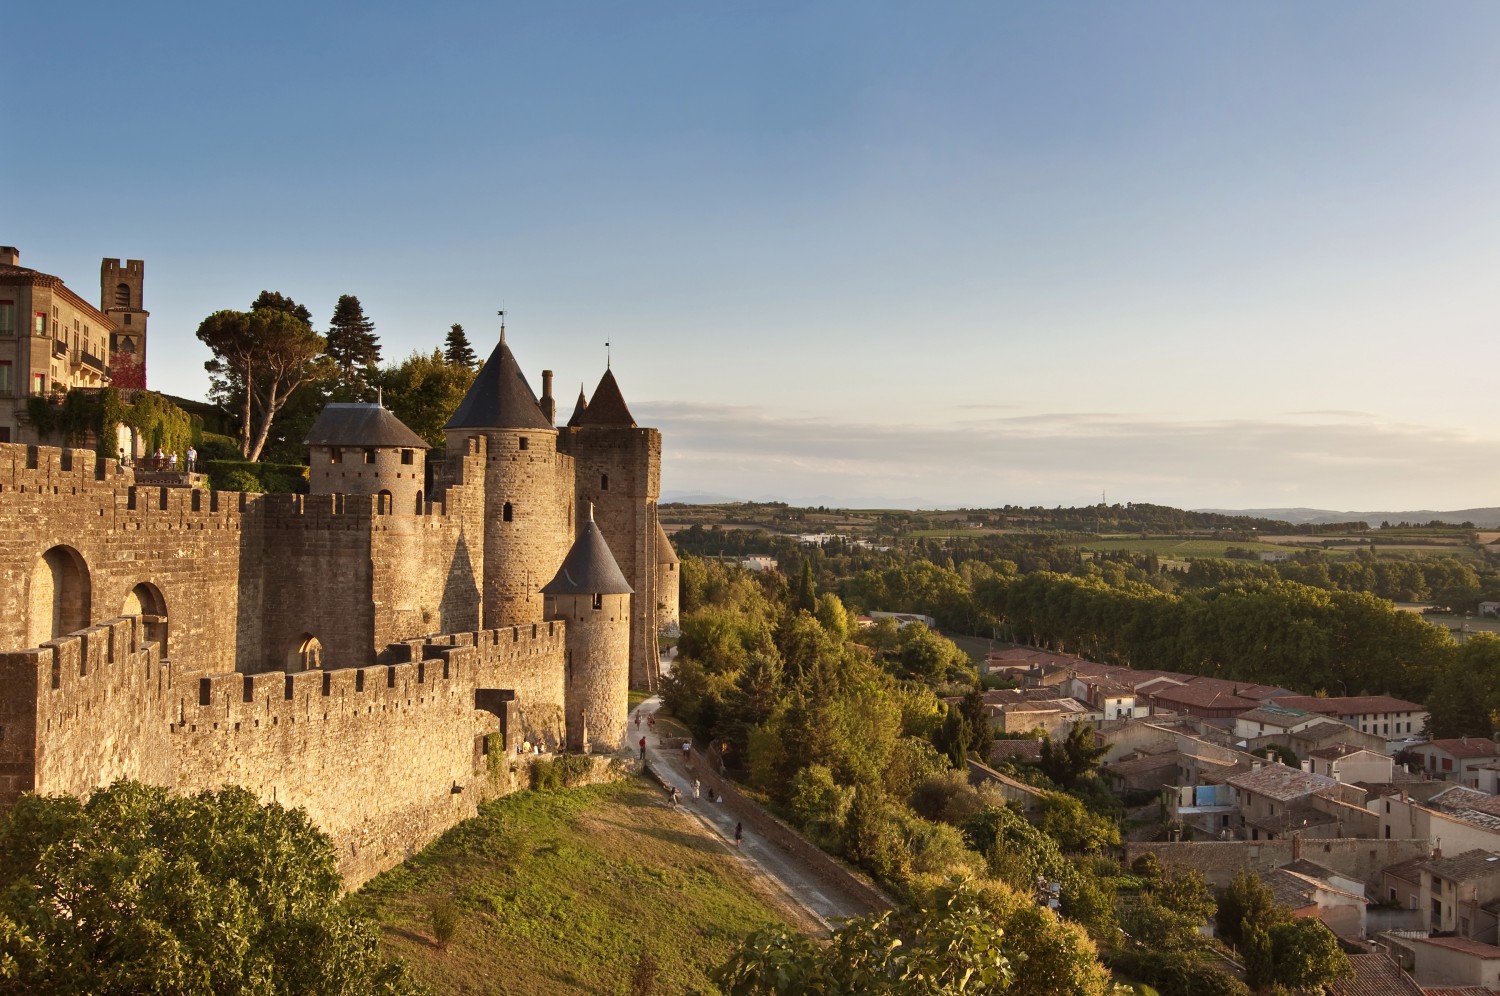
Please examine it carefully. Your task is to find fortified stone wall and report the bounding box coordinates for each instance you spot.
[555,591,631,752]
[478,429,573,629]
[0,443,248,672]
[0,616,174,809]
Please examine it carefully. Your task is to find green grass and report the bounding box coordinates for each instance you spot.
[355,777,806,995]
[627,688,653,710]
[1075,538,1300,558]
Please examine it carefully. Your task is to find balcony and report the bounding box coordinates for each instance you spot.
[81,350,106,373]
[52,338,68,358]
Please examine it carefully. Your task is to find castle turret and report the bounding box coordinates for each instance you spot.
[542,507,633,752]
[558,364,663,688]
[305,402,429,514]
[444,331,571,629]
[654,520,680,635]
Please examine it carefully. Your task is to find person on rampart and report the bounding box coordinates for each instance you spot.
[186,445,197,472]
[152,447,164,470]
[169,452,178,472]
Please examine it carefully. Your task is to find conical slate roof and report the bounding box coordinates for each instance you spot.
[654,520,679,565]
[576,368,635,427]
[305,403,429,448]
[444,335,553,431]
[541,516,633,595]
[566,385,588,427]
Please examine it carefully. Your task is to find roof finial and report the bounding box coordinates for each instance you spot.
[605,340,611,370]
[377,386,383,408]
[498,309,506,345]
[588,501,595,522]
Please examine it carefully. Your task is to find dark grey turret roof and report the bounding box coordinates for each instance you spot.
[444,335,552,431]
[305,403,428,448]
[542,518,633,595]
[566,385,588,427]
[655,520,679,565]
[577,368,635,427]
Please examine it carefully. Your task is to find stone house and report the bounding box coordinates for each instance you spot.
[1418,849,1500,941]
[1232,704,1325,742]
[1228,764,1345,840]
[1379,786,1500,853]
[1263,864,1368,939]
[1410,738,1500,787]
[1306,743,1395,785]
[0,246,143,445]
[1408,935,1500,990]
[1269,694,1429,742]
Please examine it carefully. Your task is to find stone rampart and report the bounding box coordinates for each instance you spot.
[0,616,174,808]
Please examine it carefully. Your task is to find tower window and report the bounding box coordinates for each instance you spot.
[401,449,414,465]
[0,301,13,333]
[503,502,513,522]
[329,448,342,464]
[363,448,376,464]
[519,437,528,450]
[124,314,132,326]
[600,474,609,491]
[592,593,603,610]
[115,283,131,307]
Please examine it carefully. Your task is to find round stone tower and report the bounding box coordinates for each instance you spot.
[654,519,680,636]
[444,332,570,629]
[542,507,633,752]
[305,402,429,514]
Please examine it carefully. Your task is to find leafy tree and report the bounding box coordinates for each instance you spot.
[1214,869,1284,950]
[374,349,478,448]
[197,307,333,461]
[1243,918,1352,994]
[1039,722,1109,790]
[0,780,422,995]
[325,294,382,396]
[251,289,313,326]
[443,323,478,368]
[958,687,995,759]
[786,765,853,848]
[1037,792,1121,854]
[715,879,1117,995]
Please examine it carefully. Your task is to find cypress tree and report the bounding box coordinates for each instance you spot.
[444,323,478,368]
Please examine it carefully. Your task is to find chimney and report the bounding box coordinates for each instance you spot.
[1292,832,1302,861]
[0,246,17,266]
[540,369,555,425]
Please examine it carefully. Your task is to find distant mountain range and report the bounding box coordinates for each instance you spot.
[1196,507,1500,528]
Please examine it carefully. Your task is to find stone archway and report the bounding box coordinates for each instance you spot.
[286,634,323,672]
[122,581,168,653]
[27,546,91,647]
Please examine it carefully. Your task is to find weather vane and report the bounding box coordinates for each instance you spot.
[606,340,611,369]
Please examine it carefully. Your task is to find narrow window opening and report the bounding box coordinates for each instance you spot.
[503,502,513,522]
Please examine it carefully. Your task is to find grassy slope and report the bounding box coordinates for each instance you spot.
[354,777,811,996]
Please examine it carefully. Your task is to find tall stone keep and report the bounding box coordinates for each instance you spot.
[444,333,571,629]
[100,257,147,385]
[560,366,663,688]
[542,506,633,752]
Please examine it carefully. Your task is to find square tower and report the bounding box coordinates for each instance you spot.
[100,258,147,388]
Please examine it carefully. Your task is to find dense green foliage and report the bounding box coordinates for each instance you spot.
[25,388,195,459]
[374,350,478,449]
[0,781,422,995]
[324,294,382,396]
[715,880,1119,996]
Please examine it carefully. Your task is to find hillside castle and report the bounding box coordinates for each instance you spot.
[0,327,680,883]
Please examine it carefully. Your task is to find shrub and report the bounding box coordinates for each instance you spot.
[530,753,596,790]
[428,895,460,949]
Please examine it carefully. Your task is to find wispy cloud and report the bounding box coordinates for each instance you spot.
[637,401,1500,509]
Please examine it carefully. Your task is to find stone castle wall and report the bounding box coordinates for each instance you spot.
[478,429,573,629]
[554,591,631,752]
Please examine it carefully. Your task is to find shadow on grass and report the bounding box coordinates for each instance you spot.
[382,924,438,949]
[586,813,730,855]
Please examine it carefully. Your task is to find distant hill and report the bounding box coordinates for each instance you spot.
[1197,506,1500,528]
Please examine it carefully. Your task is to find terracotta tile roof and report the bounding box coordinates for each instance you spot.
[1419,738,1500,760]
[1414,935,1500,958]
[1272,694,1426,715]
[1292,720,1367,744]
[1227,764,1338,802]
[1237,705,1314,728]
[1308,743,1383,760]
[1382,855,1428,885]
[990,740,1044,764]
[1329,953,1422,996]
[1420,849,1500,882]
[1105,752,1179,777]
[1419,988,1493,996]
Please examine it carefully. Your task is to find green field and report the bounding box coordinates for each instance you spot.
[1076,538,1301,558]
[355,777,809,995]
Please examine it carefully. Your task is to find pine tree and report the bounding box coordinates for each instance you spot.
[444,323,477,368]
[251,290,313,327]
[325,295,381,390]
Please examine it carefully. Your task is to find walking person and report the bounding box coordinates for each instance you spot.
[639,736,646,759]
[692,779,700,802]
[733,822,743,848]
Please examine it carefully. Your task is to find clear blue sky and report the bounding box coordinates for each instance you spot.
[9,2,1500,511]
